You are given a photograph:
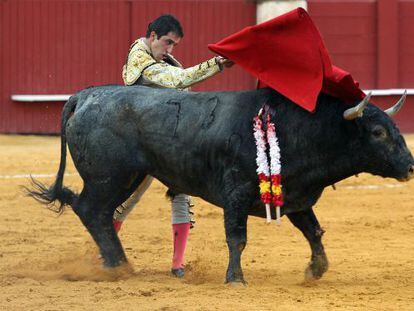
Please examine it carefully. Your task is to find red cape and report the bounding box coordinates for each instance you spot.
[208,8,365,112]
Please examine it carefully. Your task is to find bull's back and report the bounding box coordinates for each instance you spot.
[66,85,266,198]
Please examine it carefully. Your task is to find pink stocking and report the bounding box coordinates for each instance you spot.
[172,223,191,269]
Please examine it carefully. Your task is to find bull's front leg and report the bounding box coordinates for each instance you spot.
[287,208,328,280]
[223,196,249,285]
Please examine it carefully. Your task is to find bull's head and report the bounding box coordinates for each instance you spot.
[342,91,414,181]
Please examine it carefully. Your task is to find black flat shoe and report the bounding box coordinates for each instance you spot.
[171,267,185,278]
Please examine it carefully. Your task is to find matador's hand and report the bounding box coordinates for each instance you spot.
[216,56,235,69]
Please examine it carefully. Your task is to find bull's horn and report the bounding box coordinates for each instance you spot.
[343,92,372,120]
[384,90,407,117]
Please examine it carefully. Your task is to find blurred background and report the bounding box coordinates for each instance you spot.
[1,0,413,133]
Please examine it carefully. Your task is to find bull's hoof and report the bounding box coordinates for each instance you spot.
[304,255,329,281]
[171,267,185,278]
[225,268,246,285]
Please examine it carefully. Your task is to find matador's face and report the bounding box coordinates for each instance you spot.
[149,31,181,62]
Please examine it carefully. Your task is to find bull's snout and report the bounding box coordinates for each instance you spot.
[398,163,414,182]
[408,164,414,180]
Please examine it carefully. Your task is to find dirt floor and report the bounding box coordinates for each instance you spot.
[0,134,413,311]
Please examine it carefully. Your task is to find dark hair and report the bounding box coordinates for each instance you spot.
[145,14,184,39]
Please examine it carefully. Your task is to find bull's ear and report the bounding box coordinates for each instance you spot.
[343,92,372,120]
[384,90,407,117]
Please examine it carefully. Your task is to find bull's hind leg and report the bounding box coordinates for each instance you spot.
[222,184,254,284]
[74,188,126,267]
[73,174,147,267]
[287,208,328,280]
[223,203,248,284]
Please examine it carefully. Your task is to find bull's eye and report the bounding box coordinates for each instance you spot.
[372,126,387,139]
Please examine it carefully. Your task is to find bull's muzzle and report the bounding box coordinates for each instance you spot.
[396,164,414,182]
[400,164,414,182]
[408,164,414,180]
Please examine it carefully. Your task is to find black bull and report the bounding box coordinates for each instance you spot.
[28,85,414,284]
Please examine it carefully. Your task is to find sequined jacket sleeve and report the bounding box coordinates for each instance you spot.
[141,58,222,89]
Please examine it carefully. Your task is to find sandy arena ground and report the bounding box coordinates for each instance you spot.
[0,134,413,310]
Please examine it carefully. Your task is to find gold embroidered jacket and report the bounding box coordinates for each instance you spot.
[122,38,221,89]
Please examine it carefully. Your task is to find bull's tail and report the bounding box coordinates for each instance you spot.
[25,95,79,214]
